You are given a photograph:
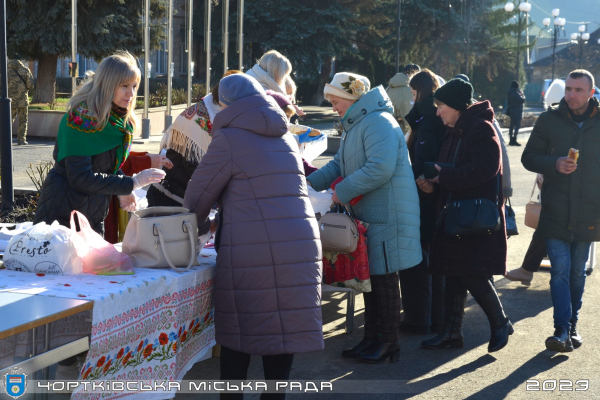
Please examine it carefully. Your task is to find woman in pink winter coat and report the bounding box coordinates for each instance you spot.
[183,74,323,399]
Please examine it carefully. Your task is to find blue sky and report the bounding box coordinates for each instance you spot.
[526,0,600,32]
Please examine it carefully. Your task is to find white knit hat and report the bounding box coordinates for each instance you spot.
[324,72,371,101]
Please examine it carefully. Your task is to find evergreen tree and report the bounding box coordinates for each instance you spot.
[7,0,168,103]
[202,0,356,105]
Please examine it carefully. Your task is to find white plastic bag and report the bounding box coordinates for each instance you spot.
[3,221,83,275]
[299,133,328,163]
[308,186,333,217]
[0,222,33,252]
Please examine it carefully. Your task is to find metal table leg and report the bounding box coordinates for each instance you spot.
[41,323,50,400]
[31,327,37,400]
[345,290,355,334]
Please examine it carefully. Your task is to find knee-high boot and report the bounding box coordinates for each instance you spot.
[472,290,514,352]
[421,292,466,349]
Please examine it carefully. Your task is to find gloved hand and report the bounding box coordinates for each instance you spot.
[132,168,166,190]
[149,154,174,169]
[118,193,137,212]
[298,128,323,144]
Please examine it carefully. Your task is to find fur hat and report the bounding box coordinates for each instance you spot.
[433,78,474,112]
[324,72,370,101]
[454,74,470,82]
[219,74,264,105]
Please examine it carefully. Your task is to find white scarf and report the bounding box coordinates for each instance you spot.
[159,94,219,163]
[246,64,287,94]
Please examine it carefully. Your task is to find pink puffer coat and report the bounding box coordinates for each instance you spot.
[183,93,324,355]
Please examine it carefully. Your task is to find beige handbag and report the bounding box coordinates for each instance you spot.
[122,207,199,272]
[319,204,359,253]
[524,179,542,230]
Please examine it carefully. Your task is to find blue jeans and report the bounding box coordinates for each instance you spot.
[545,239,591,329]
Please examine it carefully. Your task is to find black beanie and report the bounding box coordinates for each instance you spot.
[433,78,474,111]
[511,80,519,89]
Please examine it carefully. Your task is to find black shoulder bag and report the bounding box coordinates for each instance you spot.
[438,137,502,238]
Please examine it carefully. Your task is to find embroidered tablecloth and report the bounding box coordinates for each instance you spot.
[0,249,217,400]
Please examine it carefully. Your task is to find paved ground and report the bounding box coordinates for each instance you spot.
[5,107,600,399]
[177,126,600,399]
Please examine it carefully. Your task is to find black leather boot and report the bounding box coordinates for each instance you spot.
[473,290,514,352]
[341,337,378,358]
[570,320,583,349]
[421,293,466,349]
[546,326,574,352]
[357,341,400,363]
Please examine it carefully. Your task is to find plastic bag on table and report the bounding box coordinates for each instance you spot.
[299,133,327,163]
[322,220,371,292]
[0,222,33,252]
[70,211,135,275]
[3,221,83,275]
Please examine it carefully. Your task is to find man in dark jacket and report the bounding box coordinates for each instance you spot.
[522,69,600,353]
[507,80,526,146]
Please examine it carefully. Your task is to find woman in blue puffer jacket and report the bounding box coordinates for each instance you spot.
[307,72,422,364]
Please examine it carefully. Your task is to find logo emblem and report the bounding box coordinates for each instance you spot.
[3,368,27,399]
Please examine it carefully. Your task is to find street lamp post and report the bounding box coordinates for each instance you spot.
[165,0,174,130]
[187,0,193,107]
[205,0,212,96]
[505,1,531,82]
[542,9,565,81]
[0,0,14,211]
[237,0,244,71]
[570,25,590,69]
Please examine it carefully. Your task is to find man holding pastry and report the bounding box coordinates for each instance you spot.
[522,69,600,352]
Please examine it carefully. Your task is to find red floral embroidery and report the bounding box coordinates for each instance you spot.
[181,331,188,342]
[102,359,112,373]
[143,344,153,358]
[137,341,144,352]
[96,356,106,368]
[36,273,45,277]
[83,367,92,380]
[159,333,169,345]
[116,348,125,359]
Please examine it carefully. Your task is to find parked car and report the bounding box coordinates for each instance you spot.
[594,86,600,103]
[542,79,565,110]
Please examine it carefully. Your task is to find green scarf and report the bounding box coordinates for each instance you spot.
[57,102,133,174]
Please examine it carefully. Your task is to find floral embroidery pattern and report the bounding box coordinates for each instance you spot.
[66,105,99,133]
[341,76,366,97]
[82,310,214,380]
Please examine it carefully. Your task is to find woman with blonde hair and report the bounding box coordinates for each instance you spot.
[34,51,165,234]
[246,50,292,94]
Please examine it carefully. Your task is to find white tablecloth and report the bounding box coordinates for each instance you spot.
[0,249,217,400]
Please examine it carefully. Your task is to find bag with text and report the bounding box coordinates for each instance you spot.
[3,221,84,275]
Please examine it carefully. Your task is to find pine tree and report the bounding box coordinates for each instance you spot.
[7,0,168,103]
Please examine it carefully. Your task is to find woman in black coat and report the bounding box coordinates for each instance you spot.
[417,79,512,353]
[34,52,164,234]
[398,69,446,335]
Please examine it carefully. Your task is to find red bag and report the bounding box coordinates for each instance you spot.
[331,177,363,206]
[322,220,369,284]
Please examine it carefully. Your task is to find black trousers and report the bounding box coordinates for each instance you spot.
[521,232,547,273]
[220,346,294,400]
[445,275,495,300]
[509,115,522,141]
[363,272,402,342]
[399,243,445,327]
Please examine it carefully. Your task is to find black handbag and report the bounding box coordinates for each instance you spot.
[438,138,502,238]
[504,197,518,237]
